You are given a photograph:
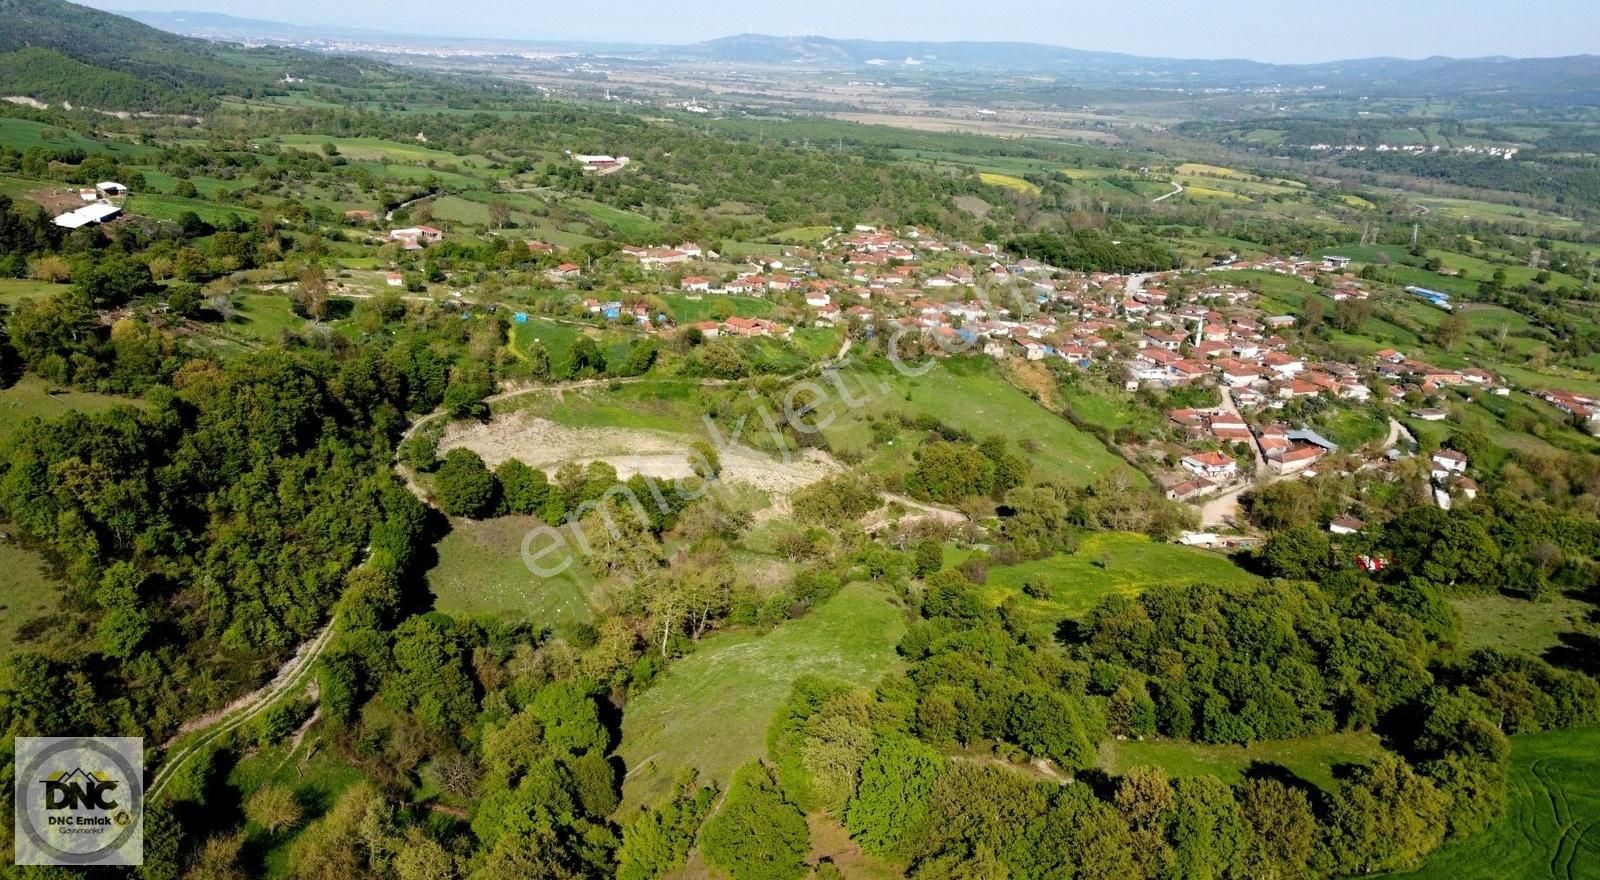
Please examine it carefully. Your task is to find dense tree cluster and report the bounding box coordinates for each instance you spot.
[751,559,1598,879]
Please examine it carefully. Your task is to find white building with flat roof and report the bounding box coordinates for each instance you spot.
[53,202,122,229]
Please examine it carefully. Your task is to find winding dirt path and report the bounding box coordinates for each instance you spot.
[149,618,337,799]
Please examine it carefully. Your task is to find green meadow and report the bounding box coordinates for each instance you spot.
[1394,728,1600,880]
[616,583,906,811]
[981,532,1261,622]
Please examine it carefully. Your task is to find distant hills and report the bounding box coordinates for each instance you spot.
[119,9,1600,102]
[678,35,1600,99]
[6,2,1599,110]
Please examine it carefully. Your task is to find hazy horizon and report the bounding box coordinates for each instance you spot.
[76,0,1600,64]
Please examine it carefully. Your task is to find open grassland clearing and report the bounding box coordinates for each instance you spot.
[1394,727,1600,880]
[1098,731,1388,793]
[0,117,147,157]
[425,514,596,626]
[980,532,1260,622]
[275,135,491,171]
[129,166,247,200]
[1181,184,1256,203]
[0,538,60,663]
[563,197,661,239]
[821,357,1141,487]
[506,318,639,373]
[1452,593,1600,659]
[660,293,775,323]
[767,225,834,243]
[0,376,134,443]
[1409,196,1585,232]
[126,192,257,225]
[617,583,906,810]
[494,380,707,433]
[0,278,67,306]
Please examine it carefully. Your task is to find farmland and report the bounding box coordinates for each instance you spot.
[1396,728,1600,880]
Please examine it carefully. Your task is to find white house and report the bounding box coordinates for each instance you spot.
[1328,515,1365,536]
[1431,449,1468,481]
[1180,452,1239,481]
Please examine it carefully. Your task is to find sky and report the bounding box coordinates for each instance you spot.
[80,0,1600,64]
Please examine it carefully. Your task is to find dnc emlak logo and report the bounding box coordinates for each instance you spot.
[14,737,143,866]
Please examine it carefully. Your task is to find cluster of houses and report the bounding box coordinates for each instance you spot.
[1538,390,1600,433]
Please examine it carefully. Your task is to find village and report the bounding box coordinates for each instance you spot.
[346,216,1600,542]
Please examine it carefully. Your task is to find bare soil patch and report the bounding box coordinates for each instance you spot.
[438,411,841,515]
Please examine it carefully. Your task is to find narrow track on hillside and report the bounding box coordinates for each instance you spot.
[148,618,336,800]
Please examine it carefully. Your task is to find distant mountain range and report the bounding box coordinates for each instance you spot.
[118,9,1600,100]
[5,2,1598,108]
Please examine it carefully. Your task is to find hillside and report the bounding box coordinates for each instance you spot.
[0,0,376,111]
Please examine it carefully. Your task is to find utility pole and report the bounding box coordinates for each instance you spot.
[1412,224,1420,248]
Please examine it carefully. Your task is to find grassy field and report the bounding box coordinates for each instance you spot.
[660,293,775,323]
[0,539,59,662]
[981,532,1260,621]
[1098,731,1388,792]
[1452,593,1600,658]
[616,583,906,811]
[126,192,257,226]
[1394,727,1600,880]
[216,293,315,344]
[505,381,710,435]
[0,278,68,306]
[978,172,1041,194]
[824,357,1140,487]
[505,318,645,379]
[0,118,147,157]
[276,135,488,171]
[0,376,134,443]
[564,198,661,239]
[425,515,597,626]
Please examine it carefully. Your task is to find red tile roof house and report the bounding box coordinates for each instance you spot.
[680,276,712,292]
[721,316,767,337]
[1166,478,1216,502]
[1170,360,1210,384]
[1181,451,1239,481]
[689,321,721,338]
[721,317,789,339]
